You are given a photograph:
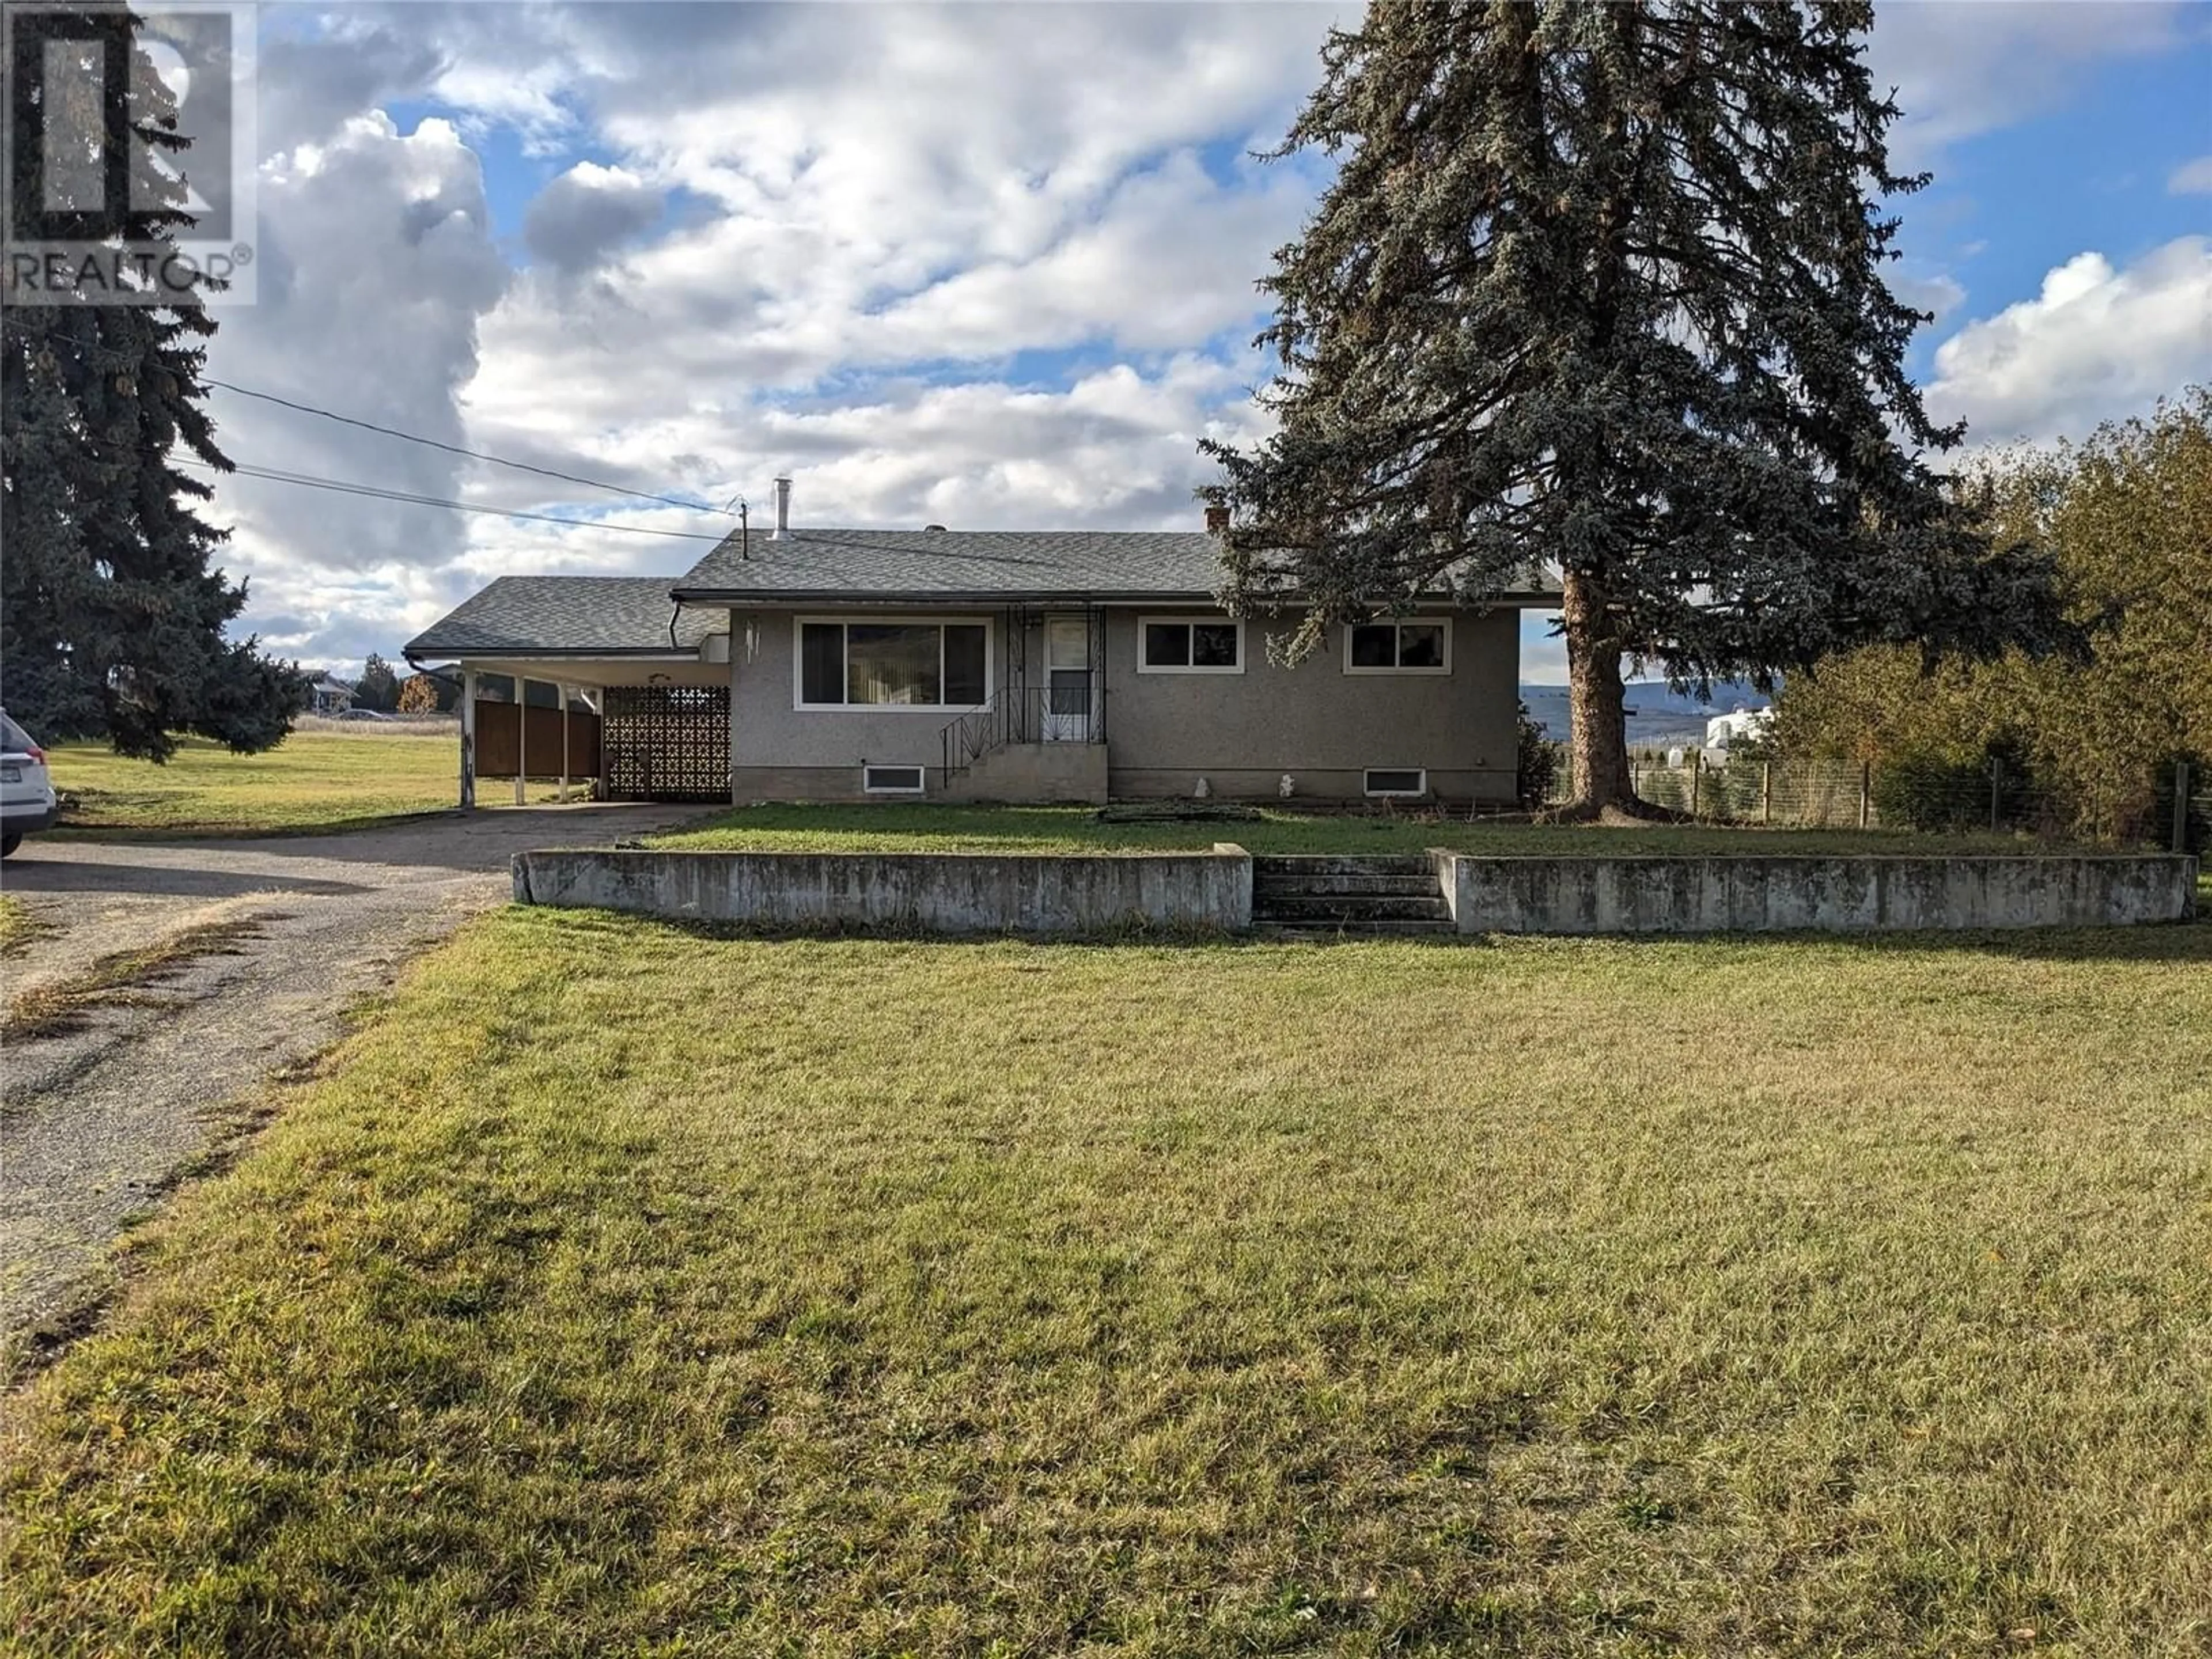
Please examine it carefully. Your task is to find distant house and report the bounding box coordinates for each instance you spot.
[1703,707,1775,761]
[308,676,354,716]
[404,483,1559,808]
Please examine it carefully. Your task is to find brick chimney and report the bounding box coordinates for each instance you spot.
[1205,504,1230,533]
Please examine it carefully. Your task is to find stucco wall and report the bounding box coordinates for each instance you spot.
[1099,608,1518,803]
[513,847,1252,934]
[1437,853,2200,934]
[723,604,1521,804]
[726,609,1016,798]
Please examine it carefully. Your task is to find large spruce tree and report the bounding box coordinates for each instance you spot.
[2,5,305,759]
[1203,0,2072,815]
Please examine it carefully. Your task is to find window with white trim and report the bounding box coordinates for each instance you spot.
[796,619,989,710]
[862,764,926,794]
[1138,616,1243,674]
[1344,619,1450,674]
[1363,768,1427,798]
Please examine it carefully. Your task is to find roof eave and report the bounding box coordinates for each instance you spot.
[402,642,706,659]
[667,587,1222,606]
[668,587,1562,609]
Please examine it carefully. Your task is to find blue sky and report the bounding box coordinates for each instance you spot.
[203,2,2212,677]
[1897,35,2211,378]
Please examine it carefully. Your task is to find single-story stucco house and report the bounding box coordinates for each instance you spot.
[403,483,1559,808]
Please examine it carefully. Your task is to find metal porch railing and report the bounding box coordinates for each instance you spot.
[939,675,1103,779]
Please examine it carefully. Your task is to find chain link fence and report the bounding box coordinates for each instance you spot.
[1539,751,2208,853]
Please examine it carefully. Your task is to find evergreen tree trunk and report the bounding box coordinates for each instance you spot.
[1560,570,1635,817]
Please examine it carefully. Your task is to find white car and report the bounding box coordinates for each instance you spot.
[1,710,58,858]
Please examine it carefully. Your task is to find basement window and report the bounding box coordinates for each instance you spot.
[862,764,926,794]
[1363,768,1427,798]
[1344,619,1450,674]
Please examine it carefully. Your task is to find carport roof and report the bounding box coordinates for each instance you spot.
[404,577,711,658]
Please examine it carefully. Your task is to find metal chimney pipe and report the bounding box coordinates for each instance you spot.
[772,476,792,539]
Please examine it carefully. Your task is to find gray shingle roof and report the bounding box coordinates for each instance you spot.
[670,528,1230,601]
[403,577,712,658]
[406,533,1564,660]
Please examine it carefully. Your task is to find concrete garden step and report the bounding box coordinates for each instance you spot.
[1253,893,1453,922]
[1252,873,1443,898]
[1251,855,1438,878]
[1261,918,1459,939]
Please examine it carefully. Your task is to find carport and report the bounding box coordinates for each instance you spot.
[402,577,732,806]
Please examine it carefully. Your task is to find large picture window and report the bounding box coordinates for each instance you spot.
[796,619,990,709]
[1344,619,1450,675]
[1138,616,1244,675]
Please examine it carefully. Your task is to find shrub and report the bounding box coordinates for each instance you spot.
[1872,741,2032,834]
[1516,702,1561,808]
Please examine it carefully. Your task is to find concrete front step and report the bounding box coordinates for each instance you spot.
[1255,893,1452,922]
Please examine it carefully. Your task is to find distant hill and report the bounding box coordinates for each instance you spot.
[1519,681,1772,748]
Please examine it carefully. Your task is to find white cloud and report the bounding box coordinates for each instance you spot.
[210,100,509,668]
[453,1,1338,403]
[253,22,442,157]
[461,141,1309,449]
[753,355,1268,531]
[2170,155,2212,195]
[859,153,1314,361]
[522,162,662,274]
[1925,238,2212,441]
[1893,271,1967,326]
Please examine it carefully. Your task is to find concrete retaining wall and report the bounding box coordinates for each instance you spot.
[1435,853,2199,934]
[514,847,2195,937]
[513,847,1252,934]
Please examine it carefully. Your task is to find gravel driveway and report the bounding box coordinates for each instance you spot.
[0,804,716,1357]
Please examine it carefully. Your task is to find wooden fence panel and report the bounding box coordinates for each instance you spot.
[472,700,601,780]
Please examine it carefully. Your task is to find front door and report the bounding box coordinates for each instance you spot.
[1043,616,1091,743]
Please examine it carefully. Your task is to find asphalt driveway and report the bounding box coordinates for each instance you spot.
[0,803,717,1357]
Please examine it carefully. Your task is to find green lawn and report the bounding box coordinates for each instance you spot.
[44,725,566,836]
[6,911,2209,1655]
[656,801,2100,859]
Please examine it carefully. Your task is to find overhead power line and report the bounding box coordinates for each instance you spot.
[169,456,734,543]
[203,378,728,516]
[2,319,728,517]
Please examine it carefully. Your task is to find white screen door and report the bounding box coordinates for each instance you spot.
[1043,617,1090,742]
